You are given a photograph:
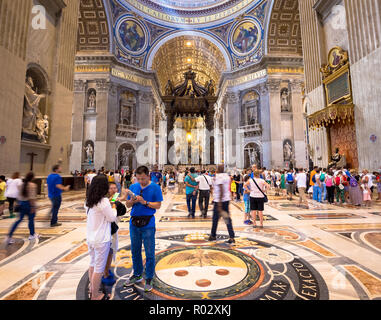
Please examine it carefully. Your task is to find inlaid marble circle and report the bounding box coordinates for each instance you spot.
[254,247,294,264]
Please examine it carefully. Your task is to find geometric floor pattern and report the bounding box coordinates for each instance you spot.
[1,190,381,300]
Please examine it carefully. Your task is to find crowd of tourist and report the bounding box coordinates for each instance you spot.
[1,163,381,299]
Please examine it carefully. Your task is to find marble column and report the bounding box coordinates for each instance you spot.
[69,80,86,172]
[266,80,281,169]
[224,91,240,168]
[290,80,308,168]
[94,79,110,170]
[136,91,155,166]
[344,0,381,170]
[105,83,118,170]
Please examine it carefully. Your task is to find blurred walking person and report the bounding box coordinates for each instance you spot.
[209,165,235,244]
[47,165,70,227]
[5,172,22,218]
[6,172,39,245]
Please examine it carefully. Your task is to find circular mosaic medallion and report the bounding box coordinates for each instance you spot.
[115,17,148,55]
[153,245,264,299]
[229,18,262,56]
[76,231,331,300]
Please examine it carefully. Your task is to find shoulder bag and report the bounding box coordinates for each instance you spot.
[251,178,268,203]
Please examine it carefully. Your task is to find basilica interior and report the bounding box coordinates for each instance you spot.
[0,0,381,302]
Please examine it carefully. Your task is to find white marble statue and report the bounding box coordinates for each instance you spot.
[249,148,259,166]
[84,144,94,163]
[121,148,132,167]
[88,91,96,110]
[36,115,49,144]
[23,76,46,134]
[283,141,293,162]
[281,88,290,112]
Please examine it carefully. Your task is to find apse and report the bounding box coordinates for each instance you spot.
[151,36,227,95]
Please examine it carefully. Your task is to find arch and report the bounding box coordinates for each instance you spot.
[146,30,232,71]
[24,64,50,127]
[244,141,262,168]
[117,143,136,170]
[26,63,50,93]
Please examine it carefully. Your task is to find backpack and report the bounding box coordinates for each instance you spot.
[286,173,294,183]
[320,173,326,182]
[350,177,358,187]
[335,176,341,186]
[312,175,316,184]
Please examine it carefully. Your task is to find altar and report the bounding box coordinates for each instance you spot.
[161,68,217,166]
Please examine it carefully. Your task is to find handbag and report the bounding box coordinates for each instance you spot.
[131,215,153,228]
[111,222,119,235]
[252,178,268,203]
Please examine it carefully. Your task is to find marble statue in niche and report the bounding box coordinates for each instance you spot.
[247,143,261,167]
[36,115,49,144]
[281,88,291,112]
[283,141,293,162]
[23,76,47,138]
[120,147,133,168]
[88,90,96,111]
[84,143,94,163]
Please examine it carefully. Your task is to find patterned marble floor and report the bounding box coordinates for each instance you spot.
[0,190,381,300]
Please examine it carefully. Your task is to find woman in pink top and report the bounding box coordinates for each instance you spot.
[249,170,267,229]
[325,171,335,204]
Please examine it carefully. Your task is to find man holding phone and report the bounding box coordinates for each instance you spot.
[184,167,198,218]
[124,166,163,292]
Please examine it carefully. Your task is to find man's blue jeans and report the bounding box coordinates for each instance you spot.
[321,183,327,201]
[50,196,62,225]
[130,224,156,280]
[186,192,198,216]
[313,185,322,202]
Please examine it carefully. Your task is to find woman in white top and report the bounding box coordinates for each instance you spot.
[249,170,267,229]
[85,175,117,300]
[5,172,22,218]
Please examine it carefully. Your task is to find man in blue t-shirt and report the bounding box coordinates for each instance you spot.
[184,167,199,218]
[47,165,70,227]
[150,165,162,186]
[124,166,163,292]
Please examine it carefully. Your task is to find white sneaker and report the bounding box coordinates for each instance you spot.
[28,234,40,241]
[5,237,15,245]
